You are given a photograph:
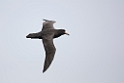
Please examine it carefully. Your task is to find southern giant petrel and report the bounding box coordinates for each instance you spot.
[26,19,69,72]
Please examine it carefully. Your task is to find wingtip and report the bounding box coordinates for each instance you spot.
[43,69,46,73]
[43,19,48,22]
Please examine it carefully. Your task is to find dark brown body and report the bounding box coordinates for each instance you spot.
[26,29,66,39]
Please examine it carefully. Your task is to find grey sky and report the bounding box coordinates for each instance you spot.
[0,0,124,83]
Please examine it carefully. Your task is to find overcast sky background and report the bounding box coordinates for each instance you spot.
[0,0,124,83]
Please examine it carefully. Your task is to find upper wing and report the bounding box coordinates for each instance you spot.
[42,19,55,31]
[42,22,54,31]
[43,19,49,22]
[42,38,56,72]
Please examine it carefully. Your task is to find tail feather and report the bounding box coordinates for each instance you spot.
[26,33,42,39]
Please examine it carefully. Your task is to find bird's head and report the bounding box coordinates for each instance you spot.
[60,29,70,35]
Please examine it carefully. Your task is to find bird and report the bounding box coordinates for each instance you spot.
[26,19,69,73]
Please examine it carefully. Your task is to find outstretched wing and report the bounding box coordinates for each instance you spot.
[42,19,55,31]
[42,38,56,72]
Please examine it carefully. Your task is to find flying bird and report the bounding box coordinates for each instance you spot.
[26,19,69,73]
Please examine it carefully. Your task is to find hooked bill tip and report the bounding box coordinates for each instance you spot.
[65,31,70,35]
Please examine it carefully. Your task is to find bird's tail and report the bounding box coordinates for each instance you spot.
[26,32,42,39]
